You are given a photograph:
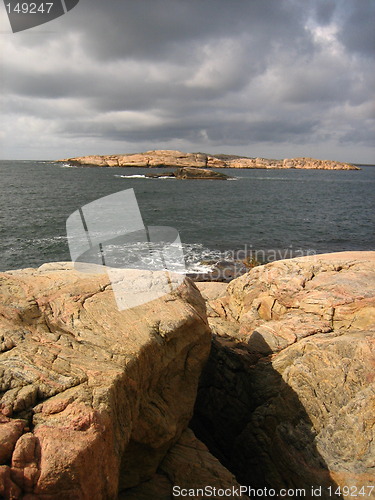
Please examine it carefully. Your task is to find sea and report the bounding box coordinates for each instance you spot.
[1,160,374,275]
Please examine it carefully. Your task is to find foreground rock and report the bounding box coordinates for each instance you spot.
[0,263,212,499]
[60,149,359,170]
[120,429,249,499]
[145,166,230,180]
[192,252,375,498]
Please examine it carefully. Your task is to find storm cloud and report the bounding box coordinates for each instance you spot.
[0,0,374,162]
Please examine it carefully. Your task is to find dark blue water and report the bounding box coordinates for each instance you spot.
[0,160,374,271]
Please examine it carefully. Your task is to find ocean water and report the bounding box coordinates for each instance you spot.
[0,160,374,273]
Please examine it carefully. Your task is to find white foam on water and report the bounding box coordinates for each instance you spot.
[114,174,176,180]
[186,263,215,273]
[114,174,148,179]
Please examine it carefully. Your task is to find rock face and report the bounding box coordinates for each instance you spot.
[60,149,359,170]
[192,252,375,498]
[0,263,212,499]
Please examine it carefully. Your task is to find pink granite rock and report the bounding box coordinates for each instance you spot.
[193,252,375,496]
[0,264,211,499]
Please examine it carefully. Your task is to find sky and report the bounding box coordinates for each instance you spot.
[0,0,374,163]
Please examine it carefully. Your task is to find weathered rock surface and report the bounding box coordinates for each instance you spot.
[60,150,359,170]
[2,254,373,498]
[0,263,211,499]
[195,282,228,302]
[192,252,375,498]
[209,251,375,349]
[145,166,230,180]
[120,429,249,499]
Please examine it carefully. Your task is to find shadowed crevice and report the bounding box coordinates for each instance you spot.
[191,334,344,500]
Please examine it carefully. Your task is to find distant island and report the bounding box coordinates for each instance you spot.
[59,149,360,170]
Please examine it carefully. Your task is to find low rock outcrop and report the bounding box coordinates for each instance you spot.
[60,150,359,170]
[145,166,230,180]
[0,263,212,499]
[192,252,375,498]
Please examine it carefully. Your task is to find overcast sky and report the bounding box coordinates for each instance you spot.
[0,0,374,163]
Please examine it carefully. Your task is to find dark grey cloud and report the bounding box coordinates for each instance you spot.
[337,0,375,57]
[0,0,374,162]
[311,0,337,26]
[72,0,311,62]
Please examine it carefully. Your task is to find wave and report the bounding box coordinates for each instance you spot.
[14,235,238,276]
[24,235,68,244]
[69,239,223,274]
[60,163,78,168]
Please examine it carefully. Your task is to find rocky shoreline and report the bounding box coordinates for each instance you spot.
[0,252,374,499]
[59,149,359,170]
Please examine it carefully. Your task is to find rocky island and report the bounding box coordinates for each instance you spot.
[59,149,359,170]
[0,252,374,499]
